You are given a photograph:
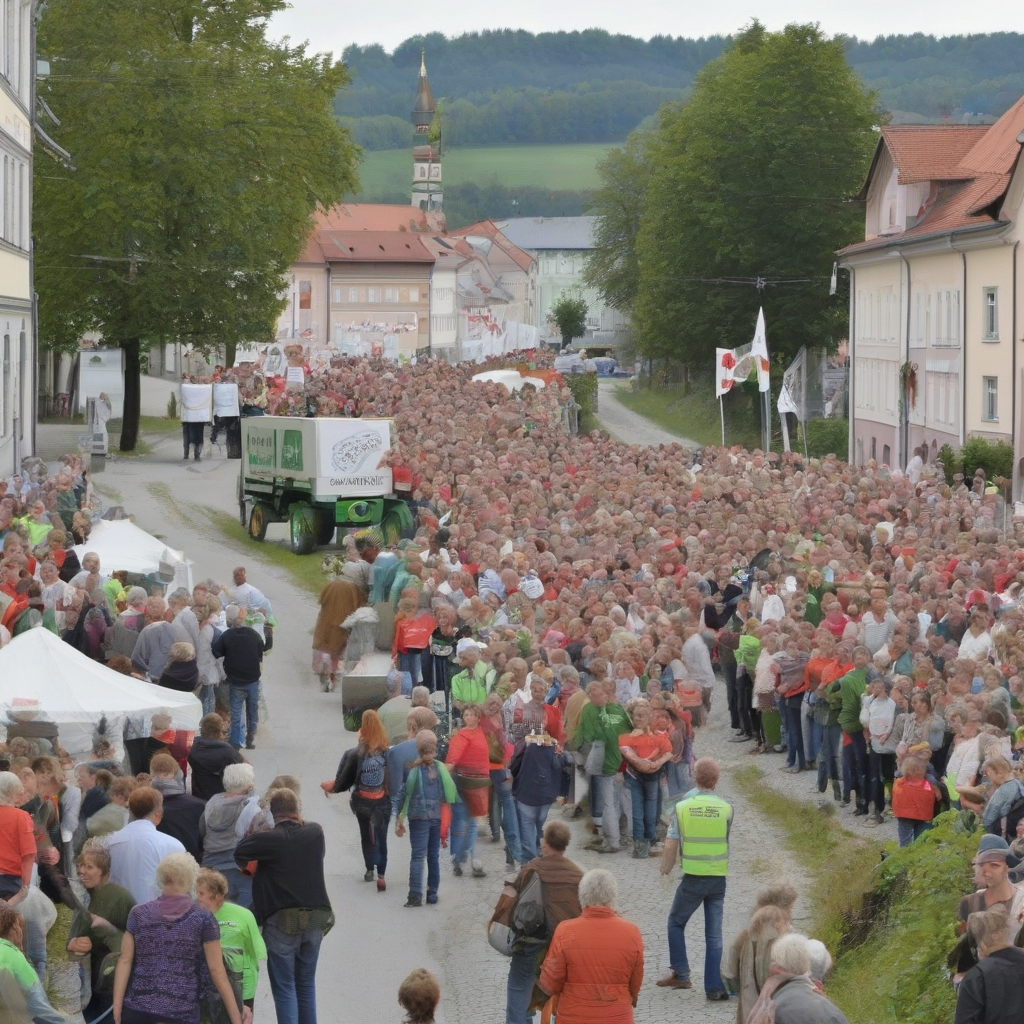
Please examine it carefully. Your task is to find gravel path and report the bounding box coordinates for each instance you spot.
[596,379,702,448]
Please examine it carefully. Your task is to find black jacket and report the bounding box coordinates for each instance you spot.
[188,738,243,801]
[212,625,264,684]
[955,947,1024,1024]
[235,819,331,926]
[510,741,562,807]
[157,791,206,862]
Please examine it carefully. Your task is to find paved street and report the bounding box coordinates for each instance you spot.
[597,379,701,448]
[43,420,819,1023]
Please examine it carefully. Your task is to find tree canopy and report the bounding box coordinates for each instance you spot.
[547,293,589,348]
[622,22,876,372]
[35,0,358,449]
[336,28,1024,149]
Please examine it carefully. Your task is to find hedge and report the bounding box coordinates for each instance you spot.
[937,437,1014,485]
[563,372,598,421]
[802,418,849,461]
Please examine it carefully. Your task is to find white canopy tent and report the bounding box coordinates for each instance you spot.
[73,518,193,592]
[0,628,202,757]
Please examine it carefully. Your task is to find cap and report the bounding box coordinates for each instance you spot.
[975,834,1019,865]
[456,638,485,656]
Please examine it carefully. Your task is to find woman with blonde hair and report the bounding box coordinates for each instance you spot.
[322,709,392,890]
[196,596,225,715]
[113,852,244,1024]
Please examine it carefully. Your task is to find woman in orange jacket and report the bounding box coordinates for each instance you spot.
[539,868,644,1024]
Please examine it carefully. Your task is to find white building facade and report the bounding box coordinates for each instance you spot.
[498,216,629,347]
[0,0,35,477]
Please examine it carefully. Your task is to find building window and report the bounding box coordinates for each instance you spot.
[384,287,398,303]
[298,281,311,309]
[409,287,419,303]
[871,437,877,461]
[348,288,358,302]
[983,287,998,340]
[882,444,891,466]
[367,287,380,303]
[983,376,998,422]
[332,287,342,304]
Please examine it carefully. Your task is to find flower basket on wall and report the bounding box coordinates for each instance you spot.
[900,361,918,409]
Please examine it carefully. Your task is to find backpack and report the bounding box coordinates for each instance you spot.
[487,868,548,957]
[1000,787,1024,843]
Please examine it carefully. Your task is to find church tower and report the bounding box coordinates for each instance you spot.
[411,51,442,211]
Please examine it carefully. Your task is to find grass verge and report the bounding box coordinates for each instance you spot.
[45,904,75,1008]
[199,507,327,598]
[615,383,764,449]
[731,764,881,948]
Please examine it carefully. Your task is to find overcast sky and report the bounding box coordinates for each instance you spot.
[269,0,1024,56]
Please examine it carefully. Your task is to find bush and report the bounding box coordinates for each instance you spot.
[935,437,1013,486]
[166,393,177,419]
[828,811,978,1024]
[802,418,848,460]
[563,372,598,421]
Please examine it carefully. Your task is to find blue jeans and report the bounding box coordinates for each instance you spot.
[515,801,551,863]
[897,818,931,847]
[200,684,216,716]
[506,947,542,1024]
[781,697,806,768]
[668,873,727,994]
[264,921,323,1024]
[664,760,691,800]
[625,771,660,841]
[408,818,441,900]
[222,866,253,909]
[589,773,621,848]
[490,769,523,864]
[817,724,842,789]
[450,799,478,866]
[229,681,260,748]
[806,709,822,763]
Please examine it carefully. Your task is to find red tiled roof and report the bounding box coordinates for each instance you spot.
[882,124,988,184]
[449,219,535,273]
[319,231,435,263]
[841,97,1024,256]
[315,204,431,233]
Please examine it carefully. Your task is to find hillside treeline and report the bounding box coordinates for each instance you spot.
[337,28,1024,148]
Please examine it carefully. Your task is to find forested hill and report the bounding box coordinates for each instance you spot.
[336,29,1024,149]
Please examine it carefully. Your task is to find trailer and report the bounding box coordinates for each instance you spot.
[238,416,414,554]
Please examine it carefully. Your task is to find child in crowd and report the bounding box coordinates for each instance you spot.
[392,596,436,690]
[891,756,941,847]
[398,967,441,1024]
[395,730,459,908]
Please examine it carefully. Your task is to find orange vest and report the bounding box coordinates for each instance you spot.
[892,777,936,821]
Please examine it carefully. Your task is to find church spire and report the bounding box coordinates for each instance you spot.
[411,50,442,213]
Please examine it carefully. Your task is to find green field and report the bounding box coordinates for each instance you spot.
[353,143,611,199]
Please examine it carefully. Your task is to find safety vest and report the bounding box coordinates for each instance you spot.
[676,791,732,876]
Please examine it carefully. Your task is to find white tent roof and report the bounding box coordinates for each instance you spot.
[73,518,186,578]
[0,629,202,755]
[471,369,546,392]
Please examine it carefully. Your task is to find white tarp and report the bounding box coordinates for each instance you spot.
[212,382,240,418]
[72,519,191,587]
[0,629,202,756]
[471,370,547,392]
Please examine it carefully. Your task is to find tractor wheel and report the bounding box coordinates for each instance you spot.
[289,505,317,555]
[247,503,269,542]
[315,509,336,546]
[380,502,415,547]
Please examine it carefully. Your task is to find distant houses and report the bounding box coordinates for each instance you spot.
[839,93,1024,492]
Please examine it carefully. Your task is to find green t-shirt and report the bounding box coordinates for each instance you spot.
[215,902,267,1000]
[0,937,37,989]
[579,701,632,775]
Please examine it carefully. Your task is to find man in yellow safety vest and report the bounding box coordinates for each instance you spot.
[656,756,732,1001]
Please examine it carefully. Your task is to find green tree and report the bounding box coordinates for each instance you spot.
[547,292,589,348]
[35,0,358,450]
[584,127,658,314]
[630,22,877,374]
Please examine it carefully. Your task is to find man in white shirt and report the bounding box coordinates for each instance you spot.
[106,787,185,904]
[225,566,275,623]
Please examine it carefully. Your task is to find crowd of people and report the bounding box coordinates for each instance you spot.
[5,350,1024,1023]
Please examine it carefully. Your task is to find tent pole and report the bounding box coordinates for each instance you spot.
[720,397,725,447]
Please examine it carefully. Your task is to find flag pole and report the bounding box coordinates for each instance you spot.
[720,396,726,447]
